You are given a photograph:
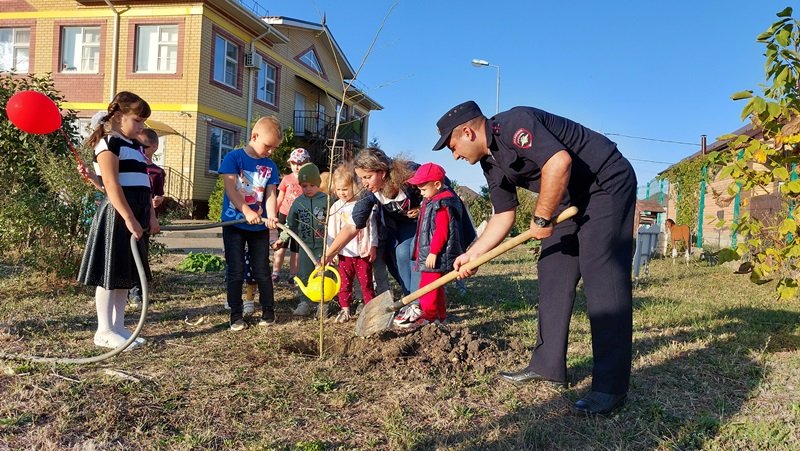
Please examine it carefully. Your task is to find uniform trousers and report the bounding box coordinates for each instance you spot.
[529,157,636,394]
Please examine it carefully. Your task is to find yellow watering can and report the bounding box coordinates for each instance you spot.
[294,265,341,303]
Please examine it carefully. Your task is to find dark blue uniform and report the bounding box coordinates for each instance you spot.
[482,106,636,395]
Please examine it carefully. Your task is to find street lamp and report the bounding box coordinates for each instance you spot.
[471,58,500,114]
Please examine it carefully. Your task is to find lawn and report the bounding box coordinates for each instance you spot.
[1,249,799,450]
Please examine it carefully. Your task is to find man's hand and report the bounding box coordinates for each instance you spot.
[406,208,420,219]
[425,253,437,269]
[453,253,478,279]
[529,219,554,240]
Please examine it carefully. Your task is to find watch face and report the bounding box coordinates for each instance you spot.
[535,217,548,227]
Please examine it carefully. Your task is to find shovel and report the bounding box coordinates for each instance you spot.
[355,206,578,337]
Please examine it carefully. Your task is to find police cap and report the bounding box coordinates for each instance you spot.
[432,100,484,150]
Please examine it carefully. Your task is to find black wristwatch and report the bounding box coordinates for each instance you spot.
[533,215,552,228]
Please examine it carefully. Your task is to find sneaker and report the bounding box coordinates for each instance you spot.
[292,301,312,316]
[224,301,231,310]
[258,313,276,326]
[230,319,247,331]
[335,309,352,323]
[393,304,423,327]
[271,273,280,283]
[243,301,255,317]
[396,318,430,329]
[355,303,365,315]
[128,296,142,310]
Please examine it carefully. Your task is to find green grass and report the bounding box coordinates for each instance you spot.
[1,252,799,449]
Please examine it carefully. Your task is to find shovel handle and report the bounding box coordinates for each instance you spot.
[391,206,578,310]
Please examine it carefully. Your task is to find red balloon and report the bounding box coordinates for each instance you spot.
[6,90,62,135]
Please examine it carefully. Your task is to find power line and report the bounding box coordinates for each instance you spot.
[627,157,676,165]
[604,133,700,147]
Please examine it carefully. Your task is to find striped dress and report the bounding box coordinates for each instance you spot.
[78,134,153,289]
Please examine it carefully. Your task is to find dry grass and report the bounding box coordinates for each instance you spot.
[1,250,799,450]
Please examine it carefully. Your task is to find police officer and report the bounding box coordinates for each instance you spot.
[433,101,636,415]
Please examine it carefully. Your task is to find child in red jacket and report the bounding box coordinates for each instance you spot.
[394,163,476,327]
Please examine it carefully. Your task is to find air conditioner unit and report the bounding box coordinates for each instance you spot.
[244,53,263,69]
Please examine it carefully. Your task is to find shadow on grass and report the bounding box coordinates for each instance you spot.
[416,297,800,449]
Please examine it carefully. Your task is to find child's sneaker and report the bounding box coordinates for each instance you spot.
[335,309,351,323]
[271,273,280,283]
[396,318,430,329]
[258,312,276,326]
[292,301,312,316]
[243,301,255,317]
[393,303,422,326]
[230,319,247,331]
[223,301,231,310]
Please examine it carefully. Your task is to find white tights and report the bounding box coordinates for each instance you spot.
[94,287,144,349]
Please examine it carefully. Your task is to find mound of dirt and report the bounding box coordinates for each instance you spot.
[282,324,528,377]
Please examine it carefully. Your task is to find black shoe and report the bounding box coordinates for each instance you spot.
[498,367,567,387]
[571,391,627,416]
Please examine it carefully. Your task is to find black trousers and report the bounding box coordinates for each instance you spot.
[529,157,636,394]
[222,226,274,322]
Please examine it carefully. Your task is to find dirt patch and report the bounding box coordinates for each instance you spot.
[281,323,527,377]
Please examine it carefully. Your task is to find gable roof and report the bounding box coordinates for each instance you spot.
[264,16,355,79]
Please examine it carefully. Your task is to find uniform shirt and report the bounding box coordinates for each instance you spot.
[218,148,279,231]
[480,107,622,213]
[93,135,150,189]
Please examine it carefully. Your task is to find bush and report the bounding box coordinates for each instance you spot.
[207,175,224,222]
[177,252,225,272]
[0,74,95,276]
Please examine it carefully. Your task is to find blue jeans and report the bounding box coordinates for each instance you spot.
[222,226,274,322]
[385,221,420,296]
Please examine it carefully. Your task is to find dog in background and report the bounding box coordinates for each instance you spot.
[665,218,691,263]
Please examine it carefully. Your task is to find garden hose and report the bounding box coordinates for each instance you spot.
[0,219,314,365]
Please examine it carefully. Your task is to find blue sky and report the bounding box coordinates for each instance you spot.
[262,0,791,192]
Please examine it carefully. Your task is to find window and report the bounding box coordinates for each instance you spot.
[0,27,30,73]
[298,48,323,74]
[213,35,238,87]
[209,126,235,172]
[135,25,178,73]
[61,26,100,73]
[256,59,277,105]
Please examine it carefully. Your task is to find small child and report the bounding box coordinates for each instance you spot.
[272,148,309,283]
[77,91,159,349]
[218,116,281,331]
[275,163,328,317]
[327,163,377,322]
[394,163,476,328]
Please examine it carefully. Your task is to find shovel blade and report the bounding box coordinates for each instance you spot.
[355,290,396,337]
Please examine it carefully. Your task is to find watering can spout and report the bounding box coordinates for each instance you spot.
[293,265,341,303]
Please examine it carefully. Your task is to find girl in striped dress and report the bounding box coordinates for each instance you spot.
[78,91,159,350]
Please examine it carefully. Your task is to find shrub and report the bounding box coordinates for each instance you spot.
[0,73,94,276]
[177,252,225,272]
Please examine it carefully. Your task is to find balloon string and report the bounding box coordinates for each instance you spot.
[60,128,89,182]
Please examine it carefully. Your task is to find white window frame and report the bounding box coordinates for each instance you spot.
[256,59,277,105]
[209,126,235,173]
[61,26,100,73]
[213,35,238,88]
[299,48,323,74]
[135,24,178,73]
[0,27,30,73]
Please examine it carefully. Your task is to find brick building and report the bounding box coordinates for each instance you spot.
[0,0,382,217]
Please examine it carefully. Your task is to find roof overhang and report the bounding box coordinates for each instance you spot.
[264,16,355,78]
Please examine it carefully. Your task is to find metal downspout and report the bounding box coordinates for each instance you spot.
[104,0,121,101]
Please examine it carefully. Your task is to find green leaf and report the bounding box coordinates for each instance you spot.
[777,6,793,17]
[731,90,753,100]
[779,218,798,235]
[716,248,740,264]
[757,30,774,41]
[776,28,791,47]
[773,166,790,180]
[788,180,800,193]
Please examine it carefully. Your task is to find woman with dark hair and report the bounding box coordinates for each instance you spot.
[324,147,421,296]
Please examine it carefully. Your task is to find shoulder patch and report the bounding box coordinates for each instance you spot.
[513,128,533,149]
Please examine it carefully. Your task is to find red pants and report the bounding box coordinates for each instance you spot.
[419,271,446,322]
[338,255,376,308]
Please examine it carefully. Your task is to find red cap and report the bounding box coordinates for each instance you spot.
[407,162,446,185]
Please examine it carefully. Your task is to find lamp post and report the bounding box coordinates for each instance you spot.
[471,58,500,114]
